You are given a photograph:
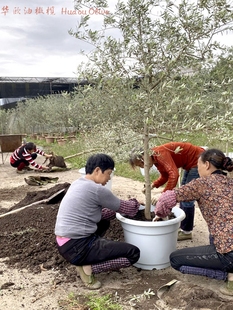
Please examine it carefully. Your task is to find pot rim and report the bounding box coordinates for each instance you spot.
[116,206,185,227]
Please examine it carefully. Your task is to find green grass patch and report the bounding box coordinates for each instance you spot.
[115,162,144,181]
[86,293,122,310]
[58,292,122,310]
[115,162,160,182]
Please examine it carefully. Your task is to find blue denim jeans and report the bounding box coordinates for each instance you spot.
[179,167,199,231]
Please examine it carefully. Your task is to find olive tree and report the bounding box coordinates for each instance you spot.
[0,109,9,134]
[70,0,233,218]
[205,48,233,152]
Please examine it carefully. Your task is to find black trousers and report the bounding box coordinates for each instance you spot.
[57,219,140,266]
[170,244,233,272]
[11,153,37,168]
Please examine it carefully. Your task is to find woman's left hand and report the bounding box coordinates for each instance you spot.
[45,154,53,158]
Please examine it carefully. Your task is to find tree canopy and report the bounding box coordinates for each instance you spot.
[69,0,233,216]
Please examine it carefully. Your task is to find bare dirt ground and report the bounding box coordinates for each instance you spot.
[1,153,233,310]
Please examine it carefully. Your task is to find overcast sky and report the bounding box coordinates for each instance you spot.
[1,0,233,78]
[0,0,106,78]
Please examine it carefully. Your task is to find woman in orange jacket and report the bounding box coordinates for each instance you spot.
[129,142,205,240]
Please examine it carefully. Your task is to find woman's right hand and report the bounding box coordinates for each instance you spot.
[151,193,162,206]
[142,184,154,195]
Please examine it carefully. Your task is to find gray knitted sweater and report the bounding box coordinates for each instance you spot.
[55,177,120,239]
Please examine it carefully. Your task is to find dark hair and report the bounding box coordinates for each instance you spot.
[85,153,115,174]
[199,148,233,172]
[25,142,36,151]
[18,142,36,158]
[129,147,144,169]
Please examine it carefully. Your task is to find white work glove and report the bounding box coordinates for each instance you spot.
[151,196,157,206]
[142,184,154,195]
[41,166,50,171]
[151,193,162,206]
[153,215,169,222]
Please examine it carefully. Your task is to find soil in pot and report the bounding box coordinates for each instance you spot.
[124,209,176,222]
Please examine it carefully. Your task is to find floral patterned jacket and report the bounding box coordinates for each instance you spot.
[155,172,233,254]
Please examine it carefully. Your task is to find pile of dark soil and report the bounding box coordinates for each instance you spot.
[0,183,126,278]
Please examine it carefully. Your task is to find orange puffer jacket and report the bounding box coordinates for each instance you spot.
[151,142,204,191]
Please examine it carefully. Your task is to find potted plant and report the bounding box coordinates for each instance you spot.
[71,0,233,215]
[57,139,67,146]
[45,136,55,144]
[67,0,233,269]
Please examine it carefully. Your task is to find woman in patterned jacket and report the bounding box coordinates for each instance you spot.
[154,148,233,296]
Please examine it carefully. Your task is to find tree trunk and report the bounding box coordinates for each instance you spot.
[143,123,152,220]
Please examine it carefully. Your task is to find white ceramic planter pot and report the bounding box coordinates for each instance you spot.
[116,206,185,270]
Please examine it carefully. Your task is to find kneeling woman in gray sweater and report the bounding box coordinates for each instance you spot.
[55,153,140,289]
